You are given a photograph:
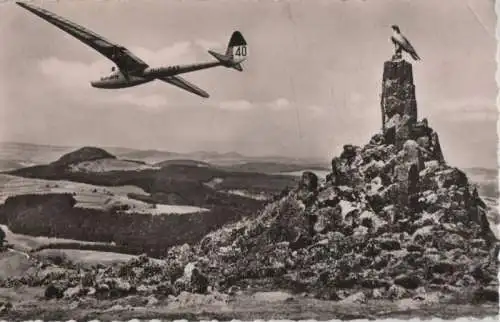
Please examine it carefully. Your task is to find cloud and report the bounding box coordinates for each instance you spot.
[218,98,295,112]
[195,39,222,51]
[441,99,496,112]
[36,42,205,110]
[112,93,167,111]
[131,41,195,66]
[38,57,109,88]
[267,98,291,111]
[219,100,253,111]
[307,105,327,117]
[37,41,198,90]
[426,98,497,122]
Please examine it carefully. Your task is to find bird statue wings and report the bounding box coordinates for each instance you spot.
[390,25,421,61]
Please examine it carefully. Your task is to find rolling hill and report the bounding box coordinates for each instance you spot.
[0,146,304,257]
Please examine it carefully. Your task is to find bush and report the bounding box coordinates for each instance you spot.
[0,226,5,246]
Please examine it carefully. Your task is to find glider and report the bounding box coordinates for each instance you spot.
[390,25,420,61]
[16,1,248,98]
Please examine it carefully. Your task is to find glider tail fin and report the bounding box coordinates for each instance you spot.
[208,31,247,71]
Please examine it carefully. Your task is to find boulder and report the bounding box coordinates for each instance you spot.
[340,291,367,304]
[317,186,340,207]
[395,115,414,149]
[300,171,319,192]
[394,274,422,289]
[63,286,84,299]
[430,132,445,163]
[340,144,358,163]
[0,301,13,314]
[386,114,402,129]
[387,284,407,300]
[402,140,422,166]
[45,284,65,299]
[174,262,209,294]
[369,133,385,146]
[375,237,401,251]
[472,286,499,303]
[313,207,342,233]
[331,157,351,186]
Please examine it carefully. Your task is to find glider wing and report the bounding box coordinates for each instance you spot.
[157,75,210,98]
[16,1,149,72]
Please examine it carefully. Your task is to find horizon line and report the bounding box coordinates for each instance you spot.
[0,140,331,163]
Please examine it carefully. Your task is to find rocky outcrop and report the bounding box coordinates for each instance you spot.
[188,138,499,301]
[183,57,499,302]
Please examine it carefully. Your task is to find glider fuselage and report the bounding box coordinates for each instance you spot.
[90,61,225,89]
[90,71,153,89]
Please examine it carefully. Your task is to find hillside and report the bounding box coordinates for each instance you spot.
[52,146,116,166]
[0,145,299,256]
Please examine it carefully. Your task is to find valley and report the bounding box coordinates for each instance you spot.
[0,144,322,259]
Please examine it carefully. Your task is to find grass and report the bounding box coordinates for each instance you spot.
[69,158,160,173]
[0,224,112,253]
[34,248,137,265]
[0,251,33,280]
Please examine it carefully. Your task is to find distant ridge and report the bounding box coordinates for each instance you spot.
[0,141,329,167]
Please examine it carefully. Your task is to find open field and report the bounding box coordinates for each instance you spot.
[68,159,160,173]
[0,173,147,205]
[0,174,207,215]
[225,189,269,201]
[0,224,113,253]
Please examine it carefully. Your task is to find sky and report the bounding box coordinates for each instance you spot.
[0,0,497,168]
